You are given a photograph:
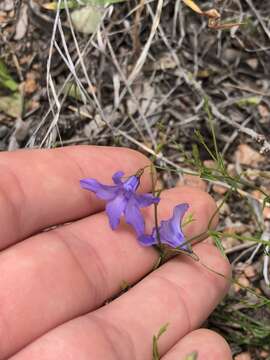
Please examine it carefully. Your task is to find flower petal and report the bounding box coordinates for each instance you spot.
[123,175,140,192]
[80,178,118,200]
[138,234,157,246]
[170,203,189,234]
[134,193,160,208]
[124,198,145,236]
[158,204,189,248]
[106,194,127,230]
[158,221,184,248]
[112,171,124,185]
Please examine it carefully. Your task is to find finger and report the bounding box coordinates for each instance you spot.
[0,187,217,359]
[91,242,231,359]
[10,242,230,360]
[0,146,151,248]
[162,329,232,360]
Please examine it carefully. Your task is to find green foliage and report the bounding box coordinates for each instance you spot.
[0,59,18,92]
[151,95,270,357]
[210,230,226,258]
[0,59,23,118]
[152,323,169,360]
[0,92,23,118]
[182,213,195,228]
[210,304,270,348]
[263,195,270,208]
[213,231,269,247]
[189,98,269,205]
[44,0,125,10]
[236,96,262,108]
[183,352,198,360]
[64,82,86,102]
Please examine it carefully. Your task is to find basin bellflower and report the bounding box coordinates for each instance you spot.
[80,171,160,236]
[138,203,190,249]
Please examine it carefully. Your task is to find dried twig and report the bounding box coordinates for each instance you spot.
[244,0,270,41]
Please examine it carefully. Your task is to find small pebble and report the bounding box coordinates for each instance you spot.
[244,265,256,278]
[213,184,227,195]
[223,48,240,63]
[246,58,258,70]
[178,174,207,192]
[222,236,239,250]
[237,274,250,288]
[234,352,251,360]
[225,223,247,235]
[227,163,237,177]
[203,160,216,169]
[216,199,230,215]
[251,190,263,200]
[258,104,269,119]
[235,144,264,167]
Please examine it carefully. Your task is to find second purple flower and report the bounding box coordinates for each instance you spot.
[138,203,190,250]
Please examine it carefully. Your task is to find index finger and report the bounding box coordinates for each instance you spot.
[0,146,151,249]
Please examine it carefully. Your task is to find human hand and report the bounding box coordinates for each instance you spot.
[0,146,231,359]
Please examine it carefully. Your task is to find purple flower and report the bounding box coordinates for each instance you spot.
[80,171,160,236]
[139,203,189,249]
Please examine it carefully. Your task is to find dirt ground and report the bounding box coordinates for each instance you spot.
[0,0,270,359]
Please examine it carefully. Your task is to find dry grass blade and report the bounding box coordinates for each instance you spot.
[182,0,202,15]
[182,0,244,30]
[127,0,163,86]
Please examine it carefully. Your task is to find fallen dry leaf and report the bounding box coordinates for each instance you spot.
[258,104,269,118]
[14,3,28,40]
[235,144,264,167]
[24,73,38,95]
[28,99,40,111]
[0,92,22,118]
[0,0,14,11]
[225,223,247,235]
[221,236,239,250]
[19,55,33,66]
[251,189,263,201]
[0,10,8,22]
